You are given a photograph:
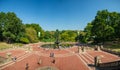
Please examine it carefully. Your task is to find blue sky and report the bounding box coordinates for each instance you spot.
[0,0,120,31]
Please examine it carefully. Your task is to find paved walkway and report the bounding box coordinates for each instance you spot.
[0,43,120,70]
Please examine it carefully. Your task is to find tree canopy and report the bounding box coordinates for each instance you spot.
[82,10,120,44]
[0,10,120,44]
[0,12,25,43]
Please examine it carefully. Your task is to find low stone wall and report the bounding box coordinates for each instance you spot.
[97,60,120,70]
[100,48,120,56]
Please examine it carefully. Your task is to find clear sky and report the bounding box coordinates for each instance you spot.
[0,0,120,31]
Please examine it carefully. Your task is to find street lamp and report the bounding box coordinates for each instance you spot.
[38,32,41,38]
[77,31,80,53]
[77,31,80,42]
[54,29,60,49]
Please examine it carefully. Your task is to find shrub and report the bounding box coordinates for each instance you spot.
[20,37,30,44]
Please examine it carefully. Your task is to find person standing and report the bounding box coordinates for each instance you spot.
[37,58,42,65]
[25,63,29,70]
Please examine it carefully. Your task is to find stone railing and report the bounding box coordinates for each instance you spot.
[100,48,120,56]
[97,60,120,70]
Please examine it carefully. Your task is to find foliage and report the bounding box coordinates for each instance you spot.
[25,27,39,43]
[84,23,93,39]
[0,12,6,41]
[42,31,55,42]
[43,30,77,42]
[83,10,120,44]
[20,37,30,44]
[77,31,88,43]
[25,24,44,40]
[0,12,25,43]
[1,10,120,45]
[60,30,77,42]
[2,31,16,43]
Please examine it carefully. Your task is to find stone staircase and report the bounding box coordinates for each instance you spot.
[0,52,32,70]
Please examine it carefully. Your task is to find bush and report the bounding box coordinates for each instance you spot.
[25,27,39,43]
[20,37,30,44]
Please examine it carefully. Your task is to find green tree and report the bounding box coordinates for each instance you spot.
[0,12,6,41]
[20,37,29,44]
[2,32,15,43]
[91,10,115,43]
[1,12,25,43]
[25,27,38,43]
[77,31,87,43]
[26,24,44,40]
[84,23,93,42]
[61,30,77,42]
[109,12,120,39]
[43,31,55,42]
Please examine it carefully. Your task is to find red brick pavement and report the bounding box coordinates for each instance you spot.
[1,43,120,70]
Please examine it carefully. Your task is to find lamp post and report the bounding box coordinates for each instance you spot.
[38,32,41,38]
[54,29,60,49]
[77,31,80,53]
[50,32,52,49]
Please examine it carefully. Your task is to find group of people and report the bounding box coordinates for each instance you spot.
[25,52,56,70]
[50,52,56,64]
[37,52,56,64]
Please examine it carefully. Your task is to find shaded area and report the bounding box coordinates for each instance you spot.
[41,44,74,49]
[97,60,120,70]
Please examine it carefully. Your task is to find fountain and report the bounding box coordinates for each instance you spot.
[54,29,60,49]
[41,29,74,49]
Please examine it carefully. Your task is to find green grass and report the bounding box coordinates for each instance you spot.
[106,44,120,49]
[42,39,55,42]
[0,42,12,50]
[105,44,120,52]
[0,42,24,50]
[13,43,24,47]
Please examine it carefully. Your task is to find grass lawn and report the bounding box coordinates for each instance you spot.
[104,43,120,52]
[0,42,23,50]
[0,42,12,50]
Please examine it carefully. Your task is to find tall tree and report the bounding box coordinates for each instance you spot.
[26,23,44,40]
[0,12,6,41]
[109,12,120,39]
[61,30,77,42]
[25,27,38,43]
[1,12,25,43]
[84,23,93,42]
[91,10,115,43]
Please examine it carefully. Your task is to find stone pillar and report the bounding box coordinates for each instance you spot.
[78,46,80,53]
[94,56,101,66]
[97,46,101,51]
[100,45,103,49]
[81,46,85,52]
[94,45,100,51]
[94,45,97,51]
